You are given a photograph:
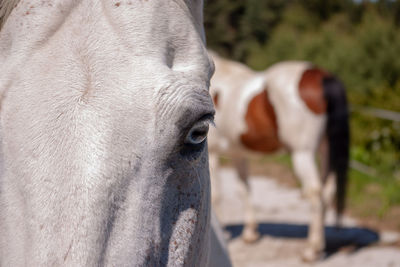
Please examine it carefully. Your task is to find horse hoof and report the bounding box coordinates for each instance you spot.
[242,227,260,243]
[301,248,324,262]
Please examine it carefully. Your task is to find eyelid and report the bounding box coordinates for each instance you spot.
[210,119,216,128]
[184,114,213,146]
[198,113,215,126]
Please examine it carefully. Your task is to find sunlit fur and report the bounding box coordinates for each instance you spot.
[0,1,231,266]
[0,0,21,28]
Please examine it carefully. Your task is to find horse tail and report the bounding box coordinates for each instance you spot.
[322,75,350,221]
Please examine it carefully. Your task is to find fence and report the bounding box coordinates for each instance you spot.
[351,106,400,122]
[349,105,399,177]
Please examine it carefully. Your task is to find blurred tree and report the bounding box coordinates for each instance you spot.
[297,0,354,20]
[204,0,286,61]
[204,0,400,177]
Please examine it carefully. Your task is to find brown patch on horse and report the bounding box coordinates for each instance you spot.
[240,90,282,152]
[298,68,330,114]
[213,92,219,108]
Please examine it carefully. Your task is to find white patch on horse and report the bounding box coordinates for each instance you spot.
[261,61,327,151]
[236,75,265,134]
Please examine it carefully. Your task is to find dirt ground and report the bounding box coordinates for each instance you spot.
[247,159,400,235]
[213,167,400,267]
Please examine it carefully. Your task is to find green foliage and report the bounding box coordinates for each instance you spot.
[348,168,400,219]
[204,0,400,170]
[205,1,400,98]
[204,0,400,219]
[204,0,287,60]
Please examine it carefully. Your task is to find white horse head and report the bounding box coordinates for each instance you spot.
[0,0,219,265]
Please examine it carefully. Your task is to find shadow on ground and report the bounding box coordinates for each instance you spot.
[225,223,379,255]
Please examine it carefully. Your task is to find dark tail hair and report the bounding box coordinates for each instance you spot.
[323,76,350,220]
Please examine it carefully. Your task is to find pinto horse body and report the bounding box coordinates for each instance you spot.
[208,52,349,261]
[0,1,232,266]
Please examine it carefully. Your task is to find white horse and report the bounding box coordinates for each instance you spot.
[208,52,349,261]
[0,1,231,266]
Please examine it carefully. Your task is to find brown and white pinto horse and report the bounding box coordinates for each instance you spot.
[208,52,349,261]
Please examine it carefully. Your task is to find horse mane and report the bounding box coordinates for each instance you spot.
[0,0,20,30]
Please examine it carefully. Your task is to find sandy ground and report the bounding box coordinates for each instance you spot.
[213,167,400,267]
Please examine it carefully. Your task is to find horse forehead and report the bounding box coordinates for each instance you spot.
[1,0,212,124]
[1,0,211,89]
[1,0,203,54]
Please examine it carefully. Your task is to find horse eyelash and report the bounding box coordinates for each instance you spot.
[209,119,216,128]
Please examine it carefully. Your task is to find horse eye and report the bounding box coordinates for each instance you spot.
[185,120,211,146]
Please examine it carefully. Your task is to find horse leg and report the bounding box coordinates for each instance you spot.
[292,150,325,262]
[318,136,337,210]
[233,157,259,243]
